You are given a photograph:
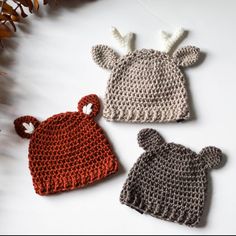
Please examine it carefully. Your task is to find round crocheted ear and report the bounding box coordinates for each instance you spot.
[199,146,223,169]
[138,128,165,150]
[14,116,40,139]
[92,45,119,70]
[78,94,100,118]
[173,46,200,67]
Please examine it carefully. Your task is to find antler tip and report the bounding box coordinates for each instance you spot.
[159,27,186,54]
[111,26,116,32]
[111,27,134,53]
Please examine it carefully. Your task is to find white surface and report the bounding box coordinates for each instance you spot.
[0,0,236,234]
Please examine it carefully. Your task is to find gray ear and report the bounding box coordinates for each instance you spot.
[173,46,200,67]
[92,45,119,70]
[138,129,165,151]
[199,146,223,169]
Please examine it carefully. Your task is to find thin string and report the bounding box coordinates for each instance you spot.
[137,0,173,28]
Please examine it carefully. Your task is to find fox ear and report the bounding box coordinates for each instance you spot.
[173,46,200,67]
[199,146,223,169]
[78,94,100,118]
[138,129,165,151]
[14,116,40,139]
[92,45,119,70]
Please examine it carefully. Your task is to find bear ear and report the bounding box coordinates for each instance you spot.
[173,46,200,67]
[137,129,165,151]
[14,116,40,139]
[92,45,119,70]
[199,146,223,169]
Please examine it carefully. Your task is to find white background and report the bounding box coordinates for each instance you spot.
[0,0,236,234]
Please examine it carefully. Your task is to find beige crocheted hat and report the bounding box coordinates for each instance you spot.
[120,129,223,227]
[92,28,201,123]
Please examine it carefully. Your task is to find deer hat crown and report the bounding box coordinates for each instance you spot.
[92,27,201,123]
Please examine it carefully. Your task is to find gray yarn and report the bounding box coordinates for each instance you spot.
[92,45,200,123]
[120,129,223,227]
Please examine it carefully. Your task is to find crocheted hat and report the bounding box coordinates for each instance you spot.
[120,129,223,227]
[92,27,201,123]
[14,94,119,195]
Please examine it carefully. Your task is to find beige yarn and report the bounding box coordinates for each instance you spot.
[92,44,200,123]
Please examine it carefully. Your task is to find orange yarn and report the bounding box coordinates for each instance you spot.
[14,94,119,195]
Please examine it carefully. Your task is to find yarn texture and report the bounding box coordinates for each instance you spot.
[14,94,119,195]
[120,129,223,227]
[92,39,200,123]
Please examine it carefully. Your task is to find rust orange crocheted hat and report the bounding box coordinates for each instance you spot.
[14,94,119,196]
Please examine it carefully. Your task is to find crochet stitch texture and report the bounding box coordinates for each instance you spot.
[14,94,119,195]
[120,129,223,227]
[92,44,200,123]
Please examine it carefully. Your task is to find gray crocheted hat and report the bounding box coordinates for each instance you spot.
[92,28,201,123]
[120,129,223,227]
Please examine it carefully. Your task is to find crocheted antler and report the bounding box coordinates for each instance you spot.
[111,27,134,53]
[160,27,185,54]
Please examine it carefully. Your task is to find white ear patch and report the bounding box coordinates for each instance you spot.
[22,122,35,134]
[82,103,93,115]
